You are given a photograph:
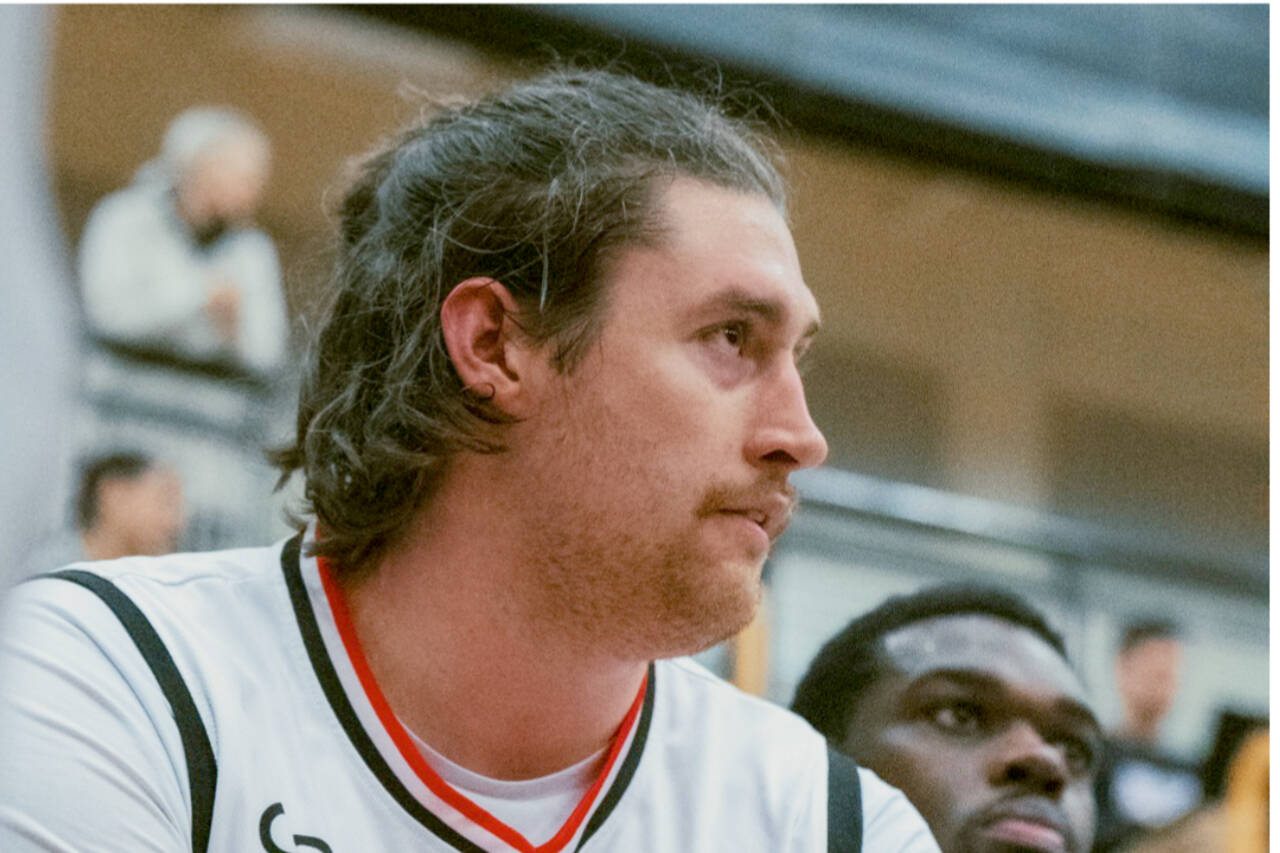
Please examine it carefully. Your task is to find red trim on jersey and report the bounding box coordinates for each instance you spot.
[317,557,647,853]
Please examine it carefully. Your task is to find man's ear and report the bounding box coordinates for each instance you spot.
[440,277,544,417]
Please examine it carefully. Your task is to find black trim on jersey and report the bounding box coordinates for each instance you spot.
[281,535,656,852]
[574,661,655,851]
[44,569,217,853]
[279,536,486,853]
[826,747,863,853]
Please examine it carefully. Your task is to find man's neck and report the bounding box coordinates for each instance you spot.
[337,478,648,782]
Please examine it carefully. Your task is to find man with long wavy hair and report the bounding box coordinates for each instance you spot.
[0,69,937,853]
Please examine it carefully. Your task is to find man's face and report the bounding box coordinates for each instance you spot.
[842,615,1101,853]
[102,467,186,556]
[177,133,270,230]
[1116,637,1181,729]
[509,177,827,660]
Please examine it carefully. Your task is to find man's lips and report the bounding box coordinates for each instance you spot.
[981,817,1066,852]
[716,510,771,551]
[717,494,795,542]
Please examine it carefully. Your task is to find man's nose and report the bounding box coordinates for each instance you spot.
[745,362,828,471]
[987,721,1069,796]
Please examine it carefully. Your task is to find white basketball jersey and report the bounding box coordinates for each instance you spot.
[0,533,938,853]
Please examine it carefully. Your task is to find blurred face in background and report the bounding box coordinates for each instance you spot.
[841,615,1101,853]
[176,131,270,231]
[98,465,186,556]
[1115,636,1181,736]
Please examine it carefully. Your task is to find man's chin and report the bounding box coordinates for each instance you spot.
[647,570,762,660]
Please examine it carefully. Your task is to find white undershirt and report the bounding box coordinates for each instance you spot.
[406,726,606,846]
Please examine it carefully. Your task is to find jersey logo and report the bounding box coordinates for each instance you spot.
[259,802,333,853]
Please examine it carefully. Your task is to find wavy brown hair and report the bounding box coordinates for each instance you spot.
[273,69,787,578]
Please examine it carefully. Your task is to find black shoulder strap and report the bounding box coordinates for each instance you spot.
[46,569,217,853]
[827,747,863,853]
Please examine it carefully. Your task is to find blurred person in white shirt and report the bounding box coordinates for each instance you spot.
[78,106,287,378]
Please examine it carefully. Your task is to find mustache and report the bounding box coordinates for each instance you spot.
[694,481,798,519]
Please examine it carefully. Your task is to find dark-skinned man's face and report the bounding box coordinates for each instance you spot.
[841,615,1101,853]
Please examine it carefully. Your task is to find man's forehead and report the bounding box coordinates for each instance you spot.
[880,613,1086,703]
[645,179,819,327]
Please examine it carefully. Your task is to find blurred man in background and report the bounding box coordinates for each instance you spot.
[78,105,288,378]
[24,451,185,576]
[793,585,1101,853]
[1113,621,1182,746]
[1092,621,1202,852]
[76,451,185,561]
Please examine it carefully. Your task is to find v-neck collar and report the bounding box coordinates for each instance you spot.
[280,533,655,853]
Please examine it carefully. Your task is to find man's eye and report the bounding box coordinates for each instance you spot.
[927,701,983,734]
[703,321,748,353]
[720,322,745,349]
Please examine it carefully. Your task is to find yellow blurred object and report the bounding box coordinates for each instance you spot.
[1116,806,1224,853]
[1224,730,1268,853]
[1118,728,1268,853]
[731,586,771,696]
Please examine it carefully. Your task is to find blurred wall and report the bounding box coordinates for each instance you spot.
[785,141,1265,543]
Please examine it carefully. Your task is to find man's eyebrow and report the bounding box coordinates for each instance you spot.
[907,668,1102,733]
[703,288,821,339]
